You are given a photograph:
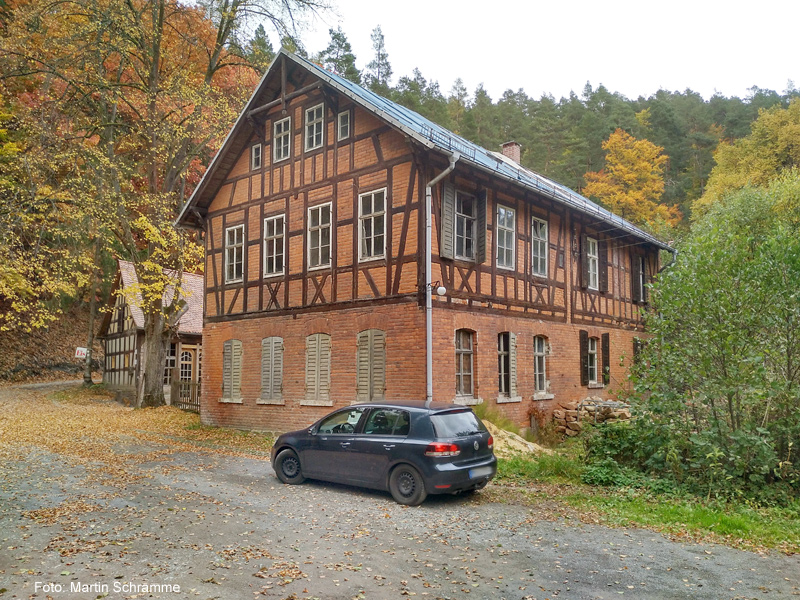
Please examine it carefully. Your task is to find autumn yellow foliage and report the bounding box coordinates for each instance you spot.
[584,129,681,228]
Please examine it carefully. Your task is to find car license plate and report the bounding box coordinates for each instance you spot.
[469,466,493,479]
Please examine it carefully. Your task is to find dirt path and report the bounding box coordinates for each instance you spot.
[1,385,798,599]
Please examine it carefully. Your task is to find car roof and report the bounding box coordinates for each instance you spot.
[347,400,473,414]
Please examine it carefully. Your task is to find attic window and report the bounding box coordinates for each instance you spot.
[273,117,291,162]
[305,103,324,151]
[250,143,262,170]
[337,111,350,141]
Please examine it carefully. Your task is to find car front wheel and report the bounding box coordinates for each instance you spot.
[274,449,305,484]
[389,464,427,506]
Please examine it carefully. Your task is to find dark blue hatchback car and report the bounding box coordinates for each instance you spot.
[270,400,497,505]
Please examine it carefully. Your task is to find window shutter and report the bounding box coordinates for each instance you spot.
[318,333,331,404]
[440,183,455,259]
[508,332,517,397]
[631,254,642,303]
[231,340,242,399]
[305,334,318,402]
[580,233,589,289]
[476,189,487,264]
[642,257,649,303]
[222,340,232,398]
[579,330,589,386]
[601,333,610,385]
[273,339,284,397]
[372,330,386,401]
[261,338,271,398]
[598,239,608,293]
[356,330,371,402]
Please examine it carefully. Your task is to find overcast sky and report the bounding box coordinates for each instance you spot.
[293,0,797,102]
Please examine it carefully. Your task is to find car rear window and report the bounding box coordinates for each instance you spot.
[430,410,487,438]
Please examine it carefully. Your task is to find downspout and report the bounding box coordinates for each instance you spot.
[425,152,459,407]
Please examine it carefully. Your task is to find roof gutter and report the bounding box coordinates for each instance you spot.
[425,152,459,408]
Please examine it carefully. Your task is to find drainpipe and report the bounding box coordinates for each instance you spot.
[425,152,459,407]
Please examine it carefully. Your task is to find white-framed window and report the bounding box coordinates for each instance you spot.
[305,103,324,151]
[496,205,515,269]
[337,111,350,141]
[250,143,262,170]
[455,191,477,260]
[531,218,548,278]
[586,236,599,290]
[163,342,177,385]
[225,224,244,283]
[587,336,598,384]
[455,329,474,398]
[273,117,291,162]
[359,189,386,261]
[533,335,547,392]
[308,203,331,269]
[263,214,285,276]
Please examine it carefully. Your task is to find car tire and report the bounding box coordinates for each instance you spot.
[389,464,427,506]
[274,449,305,485]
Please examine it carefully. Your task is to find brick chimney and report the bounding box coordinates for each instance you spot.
[501,141,521,164]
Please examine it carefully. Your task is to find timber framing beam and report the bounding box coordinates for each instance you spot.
[248,81,324,119]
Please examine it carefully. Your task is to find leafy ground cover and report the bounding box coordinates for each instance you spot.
[3,384,798,555]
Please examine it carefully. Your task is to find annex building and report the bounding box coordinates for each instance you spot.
[177,49,670,433]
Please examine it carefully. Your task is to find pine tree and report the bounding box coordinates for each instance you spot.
[318,26,360,84]
[365,25,392,95]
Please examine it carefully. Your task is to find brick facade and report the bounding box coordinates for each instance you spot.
[179,50,667,434]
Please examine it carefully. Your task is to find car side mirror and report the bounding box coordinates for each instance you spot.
[308,427,316,435]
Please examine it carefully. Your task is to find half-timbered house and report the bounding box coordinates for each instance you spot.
[100,260,204,410]
[177,49,671,433]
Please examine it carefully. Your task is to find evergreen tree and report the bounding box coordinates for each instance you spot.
[317,26,360,84]
[365,25,392,95]
[246,24,275,73]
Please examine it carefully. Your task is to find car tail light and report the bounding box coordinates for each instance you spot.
[487,435,494,450]
[424,443,460,457]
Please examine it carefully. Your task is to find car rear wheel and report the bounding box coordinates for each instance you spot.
[275,449,305,484]
[389,464,427,506]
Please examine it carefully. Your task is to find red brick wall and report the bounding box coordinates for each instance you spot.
[200,301,426,432]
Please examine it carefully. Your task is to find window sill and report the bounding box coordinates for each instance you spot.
[588,382,605,389]
[496,395,521,404]
[219,397,243,404]
[300,398,333,407]
[533,392,555,401]
[307,263,332,272]
[453,395,483,406]
[257,397,284,405]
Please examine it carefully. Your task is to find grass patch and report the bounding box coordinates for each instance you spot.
[496,440,584,484]
[565,488,800,553]
[473,402,523,436]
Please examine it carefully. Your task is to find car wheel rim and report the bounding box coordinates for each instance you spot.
[282,457,299,478]
[397,471,416,497]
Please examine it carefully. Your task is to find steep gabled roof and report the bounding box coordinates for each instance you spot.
[115,261,203,336]
[178,49,671,251]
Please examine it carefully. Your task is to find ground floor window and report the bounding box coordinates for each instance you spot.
[455,329,474,398]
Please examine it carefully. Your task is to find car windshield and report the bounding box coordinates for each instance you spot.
[430,410,486,438]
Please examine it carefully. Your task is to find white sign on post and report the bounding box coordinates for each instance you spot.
[75,347,88,359]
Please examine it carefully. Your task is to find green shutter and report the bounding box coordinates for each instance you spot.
[580,234,589,289]
[261,337,283,401]
[508,332,517,397]
[318,333,331,404]
[440,183,455,259]
[305,334,318,402]
[598,240,608,293]
[356,330,371,402]
[476,189,487,264]
[601,333,610,385]
[579,330,589,386]
[231,340,242,399]
[222,340,232,398]
[372,330,386,401]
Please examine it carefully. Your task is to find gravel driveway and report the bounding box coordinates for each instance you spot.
[1,386,799,599]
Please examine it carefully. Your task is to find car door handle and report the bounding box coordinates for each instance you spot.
[383,444,395,450]
[340,442,351,448]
